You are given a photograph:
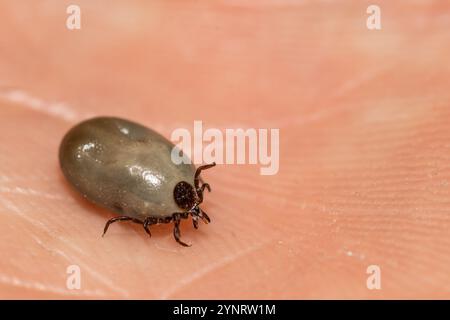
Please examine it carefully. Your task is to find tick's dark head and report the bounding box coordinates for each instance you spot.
[173,181,197,210]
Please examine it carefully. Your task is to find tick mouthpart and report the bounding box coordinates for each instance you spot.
[189,205,211,224]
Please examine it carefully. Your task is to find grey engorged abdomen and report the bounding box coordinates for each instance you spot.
[59,116,216,247]
[59,117,196,221]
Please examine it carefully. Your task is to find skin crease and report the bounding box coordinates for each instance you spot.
[0,0,449,299]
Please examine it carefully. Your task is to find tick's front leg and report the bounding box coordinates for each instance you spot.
[194,163,216,201]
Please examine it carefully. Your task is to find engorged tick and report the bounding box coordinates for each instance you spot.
[59,116,216,247]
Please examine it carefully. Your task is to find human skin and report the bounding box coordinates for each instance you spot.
[0,1,449,299]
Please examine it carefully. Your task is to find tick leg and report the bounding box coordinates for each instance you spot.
[198,176,211,192]
[196,181,213,203]
[192,215,199,229]
[194,162,216,199]
[143,217,156,237]
[102,216,138,237]
[201,183,211,193]
[142,217,158,237]
[199,208,211,224]
[173,213,191,247]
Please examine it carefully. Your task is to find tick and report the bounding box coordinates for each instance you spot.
[59,116,216,246]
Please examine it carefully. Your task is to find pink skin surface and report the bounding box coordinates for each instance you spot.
[0,1,449,299]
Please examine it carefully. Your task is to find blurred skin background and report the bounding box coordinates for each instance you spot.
[0,0,449,299]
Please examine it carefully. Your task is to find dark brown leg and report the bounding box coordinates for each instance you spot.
[189,208,210,228]
[196,183,211,204]
[194,163,216,200]
[173,213,191,247]
[198,176,211,192]
[195,163,216,185]
[200,183,211,193]
[192,215,199,229]
[199,208,211,223]
[102,216,141,237]
[143,217,156,237]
